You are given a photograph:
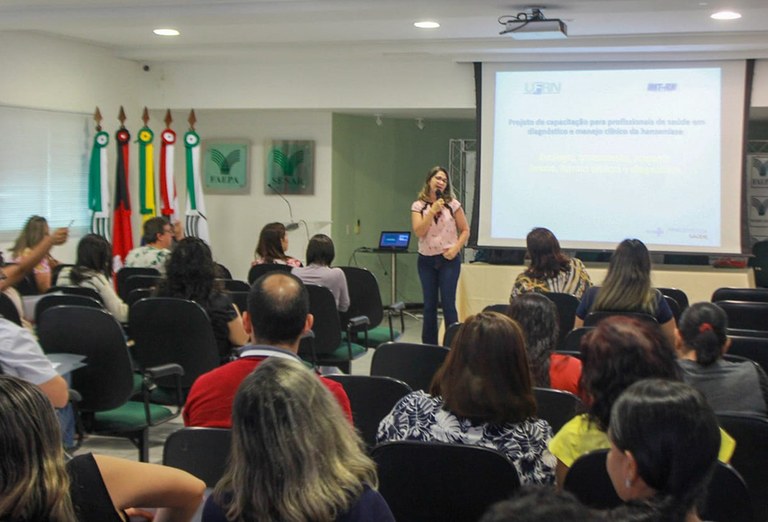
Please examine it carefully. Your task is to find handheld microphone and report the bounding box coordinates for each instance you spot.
[267,183,300,231]
[435,189,443,200]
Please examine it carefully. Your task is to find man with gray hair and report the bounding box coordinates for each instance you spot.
[125,217,173,274]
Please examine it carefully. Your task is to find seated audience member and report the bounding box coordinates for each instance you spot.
[549,316,734,488]
[377,311,556,486]
[676,302,768,415]
[57,234,129,322]
[481,487,600,522]
[574,239,675,343]
[292,234,350,312]
[10,215,65,293]
[510,227,592,300]
[0,317,68,408]
[508,293,582,394]
[183,272,351,427]
[252,222,302,267]
[604,379,720,522]
[125,216,173,274]
[204,358,394,522]
[0,226,68,293]
[0,375,205,522]
[155,237,248,359]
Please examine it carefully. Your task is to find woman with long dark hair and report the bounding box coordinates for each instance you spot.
[156,237,248,358]
[57,234,128,322]
[411,166,470,344]
[378,311,555,485]
[204,358,393,522]
[510,228,592,300]
[252,222,302,267]
[604,379,720,522]
[574,239,675,342]
[292,234,349,311]
[676,301,768,415]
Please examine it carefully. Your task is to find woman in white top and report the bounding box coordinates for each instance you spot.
[57,234,128,322]
[292,234,349,312]
[411,166,469,345]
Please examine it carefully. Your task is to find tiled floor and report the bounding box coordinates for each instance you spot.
[73,312,429,464]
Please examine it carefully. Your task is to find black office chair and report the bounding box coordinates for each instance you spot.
[126,287,153,307]
[247,263,292,284]
[47,285,103,303]
[340,266,405,347]
[298,285,368,374]
[371,441,520,522]
[163,427,232,487]
[325,374,412,448]
[533,387,583,433]
[370,342,449,392]
[443,321,462,348]
[728,335,768,375]
[216,278,250,292]
[34,294,103,328]
[559,327,594,353]
[539,292,580,347]
[714,301,768,331]
[116,267,161,301]
[716,412,768,522]
[37,305,182,461]
[564,449,752,522]
[124,274,162,297]
[658,287,690,311]
[663,295,681,322]
[584,311,657,327]
[214,262,232,279]
[751,240,768,288]
[129,297,220,402]
[228,290,248,316]
[712,287,768,303]
[483,303,509,314]
[0,292,22,326]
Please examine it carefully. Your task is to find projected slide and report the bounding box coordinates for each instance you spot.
[478,62,746,254]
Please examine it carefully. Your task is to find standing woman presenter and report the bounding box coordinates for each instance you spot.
[412,166,469,345]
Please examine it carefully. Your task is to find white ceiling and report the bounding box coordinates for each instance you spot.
[1,0,767,63]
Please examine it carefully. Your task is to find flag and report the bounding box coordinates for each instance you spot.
[184,127,209,243]
[112,126,133,270]
[137,124,156,223]
[88,130,110,238]
[160,127,179,222]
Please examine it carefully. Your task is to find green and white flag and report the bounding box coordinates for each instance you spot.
[184,128,209,243]
[88,130,111,238]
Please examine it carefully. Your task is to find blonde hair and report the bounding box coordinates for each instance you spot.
[11,215,49,258]
[215,358,378,521]
[0,376,75,521]
[416,166,454,203]
[593,239,657,314]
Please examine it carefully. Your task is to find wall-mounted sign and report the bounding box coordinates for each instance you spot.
[203,140,250,194]
[265,139,314,195]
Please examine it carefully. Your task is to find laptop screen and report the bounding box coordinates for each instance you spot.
[378,231,411,250]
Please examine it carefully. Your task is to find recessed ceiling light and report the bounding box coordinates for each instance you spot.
[414,21,440,29]
[710,10,741,20]
[153,28,180,36]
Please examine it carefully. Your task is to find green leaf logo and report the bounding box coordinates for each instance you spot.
[270,148,305,177]
[210,149,241,175]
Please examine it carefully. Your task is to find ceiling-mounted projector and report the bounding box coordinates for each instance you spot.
[499,8,568,40]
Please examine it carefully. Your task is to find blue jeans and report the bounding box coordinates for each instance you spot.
[418,253,461,345]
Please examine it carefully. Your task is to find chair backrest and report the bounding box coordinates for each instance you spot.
[371,441,520,522]
[217,278,250,292]
[443,321,462,348]
[564,449,753,521]
[228,290,249,316]
[116,267,161,301]
[163,427,232,488]
[340,266,384,329]
[47,285,103,303]
[716,412,768,522]
[247,263,292,284]
[325,374,412,448]
[714,301,768,331]
[124,274,162,297]
[37,305,134,412]
[712,287,768,303]
[752,241,768,288]
[302,285,342,356]
[728,335,768,375]
[483,303,509,314]
[663,295,682,322]
[658,287,690,311]
[543,292,581,347]
[35,294,103,327]
[126,287,153,307]
[560,327,594,353]
[370,342,449,392]
[129,297,220,388]
[0,292,22,326]
[533,387,583,433]
[214,262,232,279]
[584,311,658,327]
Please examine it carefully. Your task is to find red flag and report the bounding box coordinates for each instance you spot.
[112,127,133,270]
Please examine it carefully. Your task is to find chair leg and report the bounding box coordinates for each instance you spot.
[136,428,150,462]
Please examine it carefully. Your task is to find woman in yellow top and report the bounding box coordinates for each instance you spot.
[549,316,734,488]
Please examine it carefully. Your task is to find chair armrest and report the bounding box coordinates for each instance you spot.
[346,315,370,329]
[387,301,406,339]
[68,389,82,403]
[141,364,185,422]
[386,301,406,312]
[143,363,184,379]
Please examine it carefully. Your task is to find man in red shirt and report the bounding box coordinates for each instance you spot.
[183,272,351,427]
